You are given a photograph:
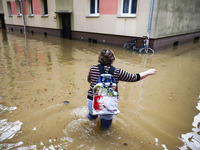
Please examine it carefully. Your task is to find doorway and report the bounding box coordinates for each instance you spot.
[0,14,6,29]
[62,14,71,39]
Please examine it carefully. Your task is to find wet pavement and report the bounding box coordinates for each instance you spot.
[0,29,200,150]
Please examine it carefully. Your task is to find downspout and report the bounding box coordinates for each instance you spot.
[21,0,26,34]
[146,0,154,47]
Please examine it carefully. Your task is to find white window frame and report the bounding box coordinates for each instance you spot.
[89,0,99,16]
[121,0,137,17]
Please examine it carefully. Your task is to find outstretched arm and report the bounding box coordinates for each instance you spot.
[139,69,157,80]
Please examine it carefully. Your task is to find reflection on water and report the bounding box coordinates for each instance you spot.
[179,95,200,150]
[0,141,24,150]
[0,113,23,149]
[0,105,21,145]
[0,119,22,142]
[0,29,200,149]
[0,105,17,114]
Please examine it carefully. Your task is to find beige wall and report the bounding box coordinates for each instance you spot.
[151,0,200,38]
[73,0,151,37]
[55,0,73,11]
[3,0,58,29]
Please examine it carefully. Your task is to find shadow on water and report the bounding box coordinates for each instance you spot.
[0,29,200,149]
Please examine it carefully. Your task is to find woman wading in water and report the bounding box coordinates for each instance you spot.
[87,49,157,128]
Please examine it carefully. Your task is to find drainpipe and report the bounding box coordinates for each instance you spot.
[146,0,154,47]
[21,0,26,34]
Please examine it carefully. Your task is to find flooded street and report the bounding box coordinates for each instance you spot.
[0,29,200,150]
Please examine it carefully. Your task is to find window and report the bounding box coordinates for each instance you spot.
[7,2,12,16]
[16,0,21,15]
[122,0,137,16]
[41,0,48,16]
[90,0,99,16]
[44,0,48,15]
[28,0,34,15]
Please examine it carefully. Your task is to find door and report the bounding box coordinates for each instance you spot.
[62,14,71,39]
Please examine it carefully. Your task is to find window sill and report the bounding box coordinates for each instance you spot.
[17,14,22,17]
[85,15,100,18]
[28,14,34,17]
[117,15,136,18]
[41,14,49,17]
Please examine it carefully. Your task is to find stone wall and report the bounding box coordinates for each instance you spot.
[151,0,200,38]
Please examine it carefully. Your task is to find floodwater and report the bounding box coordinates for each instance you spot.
[0,29,200,150]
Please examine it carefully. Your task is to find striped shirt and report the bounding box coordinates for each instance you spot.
[87,65,140,100]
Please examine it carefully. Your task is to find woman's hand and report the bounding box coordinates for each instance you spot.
[146,69,157,75]
[139,69,157,80]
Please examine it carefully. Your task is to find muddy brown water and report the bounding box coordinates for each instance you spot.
[0,29,200,150]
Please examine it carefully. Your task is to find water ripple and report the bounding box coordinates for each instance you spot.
[179,96,200,150]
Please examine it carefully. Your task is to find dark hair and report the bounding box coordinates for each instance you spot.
[98,49,115,65]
